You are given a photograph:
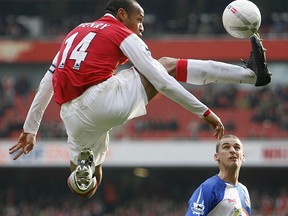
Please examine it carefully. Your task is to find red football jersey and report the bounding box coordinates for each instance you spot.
[53,15,133,105]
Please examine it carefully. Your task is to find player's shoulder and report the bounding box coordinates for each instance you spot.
[238,182,250,193]
[201,175,226,193]
[202,175,223,186]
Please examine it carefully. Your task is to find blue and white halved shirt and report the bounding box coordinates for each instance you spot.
[185,175,251,216]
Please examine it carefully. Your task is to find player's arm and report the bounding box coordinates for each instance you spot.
[241,184,252,215]
[9,52,59,160]
[120,34,224,138]
[22,58,56,135]
[120,34,207,116]
[185,185,212,216]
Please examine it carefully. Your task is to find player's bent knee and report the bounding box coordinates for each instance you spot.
[67,172,98,198]
[158,57,177,77]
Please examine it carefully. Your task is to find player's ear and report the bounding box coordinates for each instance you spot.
[214,153,219,161]
[242,154,245,163]
[117,8,128,22]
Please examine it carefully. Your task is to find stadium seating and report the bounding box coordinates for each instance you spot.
[1,86,287,140]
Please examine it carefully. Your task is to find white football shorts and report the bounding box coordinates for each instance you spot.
[60,67,148,166]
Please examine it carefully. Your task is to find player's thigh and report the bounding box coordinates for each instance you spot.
[158,57,177,77]
[112,67,148,121]
[139,57,178,101]
[62,70,147,165]
[61,71,147,131]
[139,73,157,101]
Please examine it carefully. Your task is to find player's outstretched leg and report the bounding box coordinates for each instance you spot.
[159,34,271,87]
[67,148,98,198]
[174,58,256,85]
[243,33,271,86]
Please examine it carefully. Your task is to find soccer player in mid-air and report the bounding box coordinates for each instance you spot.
[9,0,270,198]
[185,134,251,216]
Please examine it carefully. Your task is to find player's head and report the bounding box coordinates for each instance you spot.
[214,134,245,169]
[105,0,144,37]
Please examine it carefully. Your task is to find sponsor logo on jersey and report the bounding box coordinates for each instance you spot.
[233,207,249,216]
[228,198,237,203]
[192,202,205,215]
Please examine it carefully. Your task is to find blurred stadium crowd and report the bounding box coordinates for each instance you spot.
[1,168,288,216]
[1,0,288,215]
[0,0,288,39]
[1,190,288,216]
[0,74,287,140]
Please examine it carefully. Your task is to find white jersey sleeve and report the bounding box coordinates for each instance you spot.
[120,34,208,117]
[23,53,59,134]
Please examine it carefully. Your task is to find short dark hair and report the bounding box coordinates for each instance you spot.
[216,134,240,153]
[105,0,138,16]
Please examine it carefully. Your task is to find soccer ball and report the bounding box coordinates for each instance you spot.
[222,0,261,38]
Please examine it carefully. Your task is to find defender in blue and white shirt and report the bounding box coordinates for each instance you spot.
[185,135,251,216]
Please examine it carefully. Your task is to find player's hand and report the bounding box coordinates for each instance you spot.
[9,132,36,160]
[202,111,225,139]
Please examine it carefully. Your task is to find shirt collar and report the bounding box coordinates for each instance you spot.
[104,13,116,19]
